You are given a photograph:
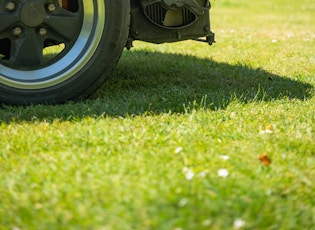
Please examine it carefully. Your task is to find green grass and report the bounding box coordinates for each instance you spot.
[1,0,315,229]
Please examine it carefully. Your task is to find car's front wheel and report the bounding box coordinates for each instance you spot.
[0,0,130,105]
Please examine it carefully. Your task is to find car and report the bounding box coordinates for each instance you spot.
[0,0,215,105]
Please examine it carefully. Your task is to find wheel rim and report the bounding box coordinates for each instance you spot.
[0,0,105,89]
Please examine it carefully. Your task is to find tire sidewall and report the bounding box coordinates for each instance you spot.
[0,0,130,105]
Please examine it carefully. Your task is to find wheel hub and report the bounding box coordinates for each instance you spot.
[20,0,46,27]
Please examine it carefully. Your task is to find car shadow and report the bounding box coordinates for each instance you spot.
[0,50,313,123]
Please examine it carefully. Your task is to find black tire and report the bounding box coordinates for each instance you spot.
[0,0,130,105]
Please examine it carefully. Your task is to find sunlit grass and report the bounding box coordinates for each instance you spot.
[43,43,65,61]
[1,0,315,229]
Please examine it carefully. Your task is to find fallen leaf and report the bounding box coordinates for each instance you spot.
[266,124,274,131]
[259,124,274,134]
[258,152,272,166]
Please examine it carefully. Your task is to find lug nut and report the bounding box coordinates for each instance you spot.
[6,1,15,11]
[39,28,47,36]
[48,3,56,12]
[12,27,22,36]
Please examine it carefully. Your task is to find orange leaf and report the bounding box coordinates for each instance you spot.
[266,124,274,131]
[258,152,271,166]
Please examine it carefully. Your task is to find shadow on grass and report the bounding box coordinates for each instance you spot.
[0,50,313,123]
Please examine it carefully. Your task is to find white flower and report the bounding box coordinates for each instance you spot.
[202,219,212,226]
[265,189,272,196]
[174,146,183,154]
[182,167,194,180]
[218,169,229,178]
[233,218,245,229]
[178,198,188,207]
[259,129,273,134]
[287,33,293,38]
[185,171,194,180]
[230,112,236,118]
[220,155,230,160]
[11,227,21,230]
[197,171,207,178]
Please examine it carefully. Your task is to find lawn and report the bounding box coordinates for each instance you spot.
[1,0,315,229]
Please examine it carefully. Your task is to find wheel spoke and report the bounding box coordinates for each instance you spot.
[0,12,19,34]
[44,8,81,42]
[10,29,43,66]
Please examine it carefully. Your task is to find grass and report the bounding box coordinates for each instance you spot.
[1,0,315,229]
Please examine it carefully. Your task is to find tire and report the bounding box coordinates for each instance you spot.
[0,0,130,105]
